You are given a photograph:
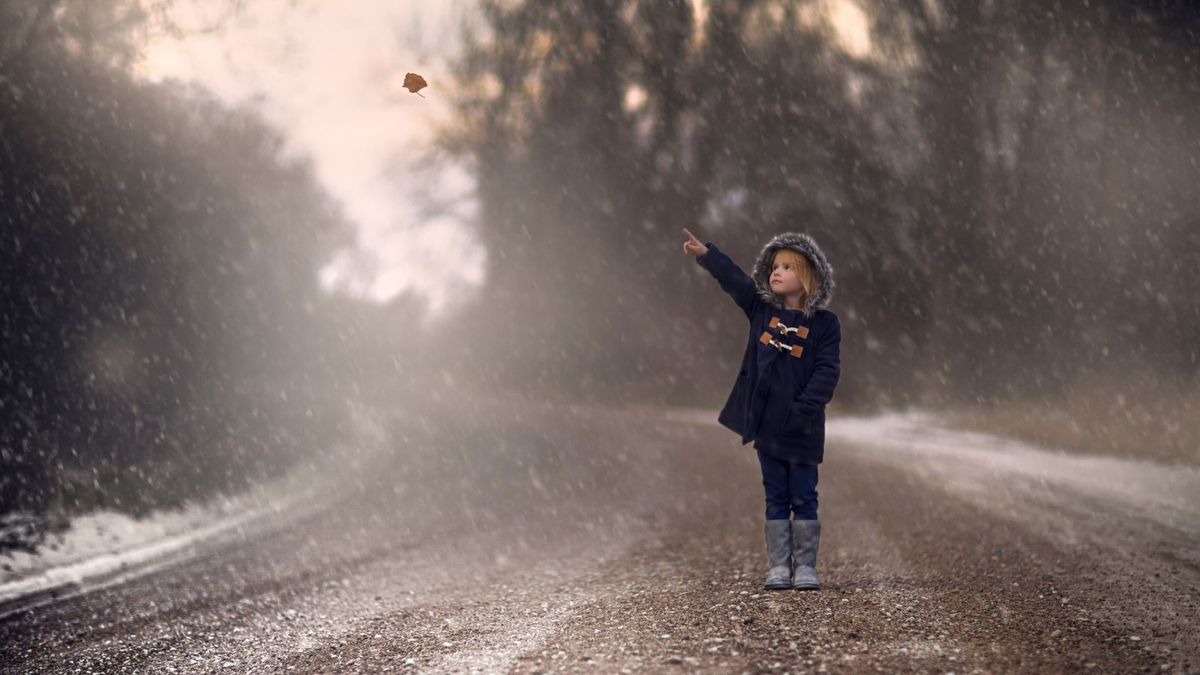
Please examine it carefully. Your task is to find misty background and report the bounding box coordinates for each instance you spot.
[1,0,1197,550]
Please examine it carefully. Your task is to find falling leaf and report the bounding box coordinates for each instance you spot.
[403,72,428,98]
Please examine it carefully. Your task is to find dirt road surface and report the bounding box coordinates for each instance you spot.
[2,393,1197,673]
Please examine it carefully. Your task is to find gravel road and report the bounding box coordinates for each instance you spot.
[2,393,1197,674]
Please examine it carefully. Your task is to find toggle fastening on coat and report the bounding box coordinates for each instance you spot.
[760,316,810,357]
[695,232,841,465]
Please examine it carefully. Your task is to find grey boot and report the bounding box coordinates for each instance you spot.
[763,519,792,590]
[790,519,821,590]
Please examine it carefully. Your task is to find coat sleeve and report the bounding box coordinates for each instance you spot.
[694,241,759,320]
[791,312,841,419]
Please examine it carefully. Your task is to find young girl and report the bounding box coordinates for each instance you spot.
[682,227,841,591]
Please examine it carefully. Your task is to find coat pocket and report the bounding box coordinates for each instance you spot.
[733,372,749,407]
[719,373,750,426]
[780,401,812,436]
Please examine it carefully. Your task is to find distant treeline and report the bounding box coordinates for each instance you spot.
[437,0,1200,409]
[0,3,430,537]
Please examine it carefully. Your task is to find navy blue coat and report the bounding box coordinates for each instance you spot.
[695,238,841,465]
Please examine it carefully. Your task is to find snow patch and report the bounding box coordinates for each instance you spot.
[0,453,340,611]
[668,405,1200,535]
[830,409,1200,537]
[0,501,266,607]
[0,399,391,612]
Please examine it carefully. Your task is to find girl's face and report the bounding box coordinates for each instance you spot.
[769,252,807,297]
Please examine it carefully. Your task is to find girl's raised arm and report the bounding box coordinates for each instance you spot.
[683,228,759,320]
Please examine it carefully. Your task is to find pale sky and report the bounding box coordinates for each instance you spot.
[132,0,484,325]
[131,0,871,325]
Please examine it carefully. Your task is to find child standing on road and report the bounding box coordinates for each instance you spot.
[682,227,841,591]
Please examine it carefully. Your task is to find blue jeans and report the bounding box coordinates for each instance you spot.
[756,449,819,520]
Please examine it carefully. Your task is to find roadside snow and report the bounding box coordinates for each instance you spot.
[664,405,1200,537]
[0,456,331,610]
[0,500,270,605]
[831,409,1200,536]
[0,400,390,611]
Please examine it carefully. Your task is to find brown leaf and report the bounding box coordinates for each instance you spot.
[403,72,428,98]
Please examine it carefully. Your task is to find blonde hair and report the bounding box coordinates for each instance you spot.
[772,249,820,302]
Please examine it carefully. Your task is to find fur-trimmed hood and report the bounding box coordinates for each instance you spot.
[751,232,835,317]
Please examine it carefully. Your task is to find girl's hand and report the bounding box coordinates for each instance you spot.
[682,228,709,256]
